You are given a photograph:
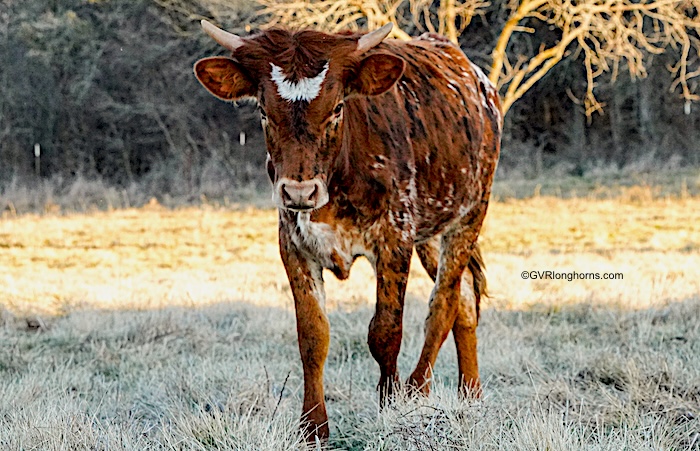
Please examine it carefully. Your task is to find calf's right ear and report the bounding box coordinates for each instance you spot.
[194,57,256,101]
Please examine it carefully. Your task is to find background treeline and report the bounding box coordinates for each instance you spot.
[1,0,698,203]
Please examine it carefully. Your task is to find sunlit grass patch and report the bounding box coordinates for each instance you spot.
[1,195,700,316]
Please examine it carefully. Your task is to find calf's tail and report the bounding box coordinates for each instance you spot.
[468,243,487,323]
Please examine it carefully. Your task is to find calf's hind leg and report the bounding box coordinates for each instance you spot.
[410,226,483,396]
[453,245,484,397]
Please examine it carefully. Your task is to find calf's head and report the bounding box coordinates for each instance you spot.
[194,21,404,211]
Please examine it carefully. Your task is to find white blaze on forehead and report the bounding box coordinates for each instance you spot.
[269,62,329,102]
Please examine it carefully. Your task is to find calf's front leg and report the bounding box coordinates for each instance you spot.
[368,240,412,405]
[279,229,330,441]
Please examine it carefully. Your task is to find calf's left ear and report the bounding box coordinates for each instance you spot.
[346,53,405,97]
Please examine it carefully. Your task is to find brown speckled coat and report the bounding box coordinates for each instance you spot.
[195,26,501,442]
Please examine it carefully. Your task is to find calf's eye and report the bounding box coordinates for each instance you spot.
[333,102,343,116]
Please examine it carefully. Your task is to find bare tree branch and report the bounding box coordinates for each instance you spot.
[492,0,700,115]
[256,0,488,42]
[257,0,700,116]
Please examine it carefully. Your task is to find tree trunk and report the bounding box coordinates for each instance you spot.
[637,78,655,153]
[609,86,624,163]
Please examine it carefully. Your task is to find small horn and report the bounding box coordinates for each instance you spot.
[355,23,393,54]
[201,19,244,52]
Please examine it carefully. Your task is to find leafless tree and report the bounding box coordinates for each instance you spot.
[257,0,700,116]
[258,0,414,39]
[491,0,700,115]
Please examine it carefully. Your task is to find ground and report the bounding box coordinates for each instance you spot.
[0,184,699,450]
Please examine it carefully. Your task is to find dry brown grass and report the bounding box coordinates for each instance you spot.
[1,190,699,449]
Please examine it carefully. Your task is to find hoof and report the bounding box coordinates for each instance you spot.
[458,377,482,399]
[405,373,431,396]
[302,422,329,445]
[301,408,329,444]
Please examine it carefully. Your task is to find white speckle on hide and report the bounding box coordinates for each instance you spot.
[388,210,398,228]
[372,155,386,170]
[408,178,417,202]
[390,182,417,243]
[468,61,501,119]
[309,264,327,311]
[294,213,338,261]
[470,62,491,88]
[457,200,477,219]
[407,89,420,105]
[446,79,460,96]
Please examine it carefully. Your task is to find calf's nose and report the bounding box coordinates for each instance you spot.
[279,179,321,210]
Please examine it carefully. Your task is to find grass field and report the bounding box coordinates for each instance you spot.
[1,188,699,449]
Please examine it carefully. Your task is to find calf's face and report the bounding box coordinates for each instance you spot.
[194,22,404,211]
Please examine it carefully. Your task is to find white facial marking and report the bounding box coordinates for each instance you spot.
[270,62,329,102]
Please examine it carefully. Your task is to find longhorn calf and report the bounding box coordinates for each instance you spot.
[194,21,502,441]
